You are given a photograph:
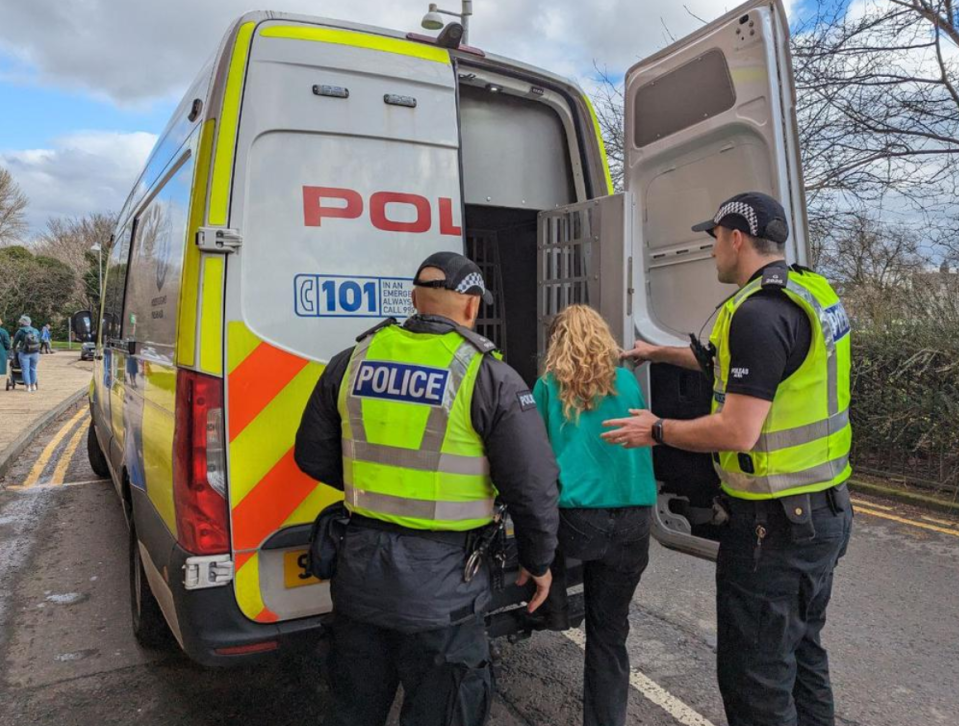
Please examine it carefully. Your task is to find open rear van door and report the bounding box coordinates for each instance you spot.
[625,0,808,557]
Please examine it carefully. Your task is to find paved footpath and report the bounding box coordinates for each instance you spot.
[0,351,93,477]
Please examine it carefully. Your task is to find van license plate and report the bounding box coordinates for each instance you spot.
[283,550,323,589]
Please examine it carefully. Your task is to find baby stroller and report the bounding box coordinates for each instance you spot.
[6,354,35,391]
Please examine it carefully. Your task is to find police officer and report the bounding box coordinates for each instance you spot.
[604,193,854,726]
[294,251,559,726]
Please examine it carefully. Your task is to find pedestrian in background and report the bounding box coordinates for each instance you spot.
[0,317,11,386]
[295,252,559,726]
[40,323,53,354]
[13,315,42,392]
[611,192,853,726]
[532,305,656,726]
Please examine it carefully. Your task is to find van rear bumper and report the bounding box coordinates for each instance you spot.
[167,547,585,667]
[168,543,329,667]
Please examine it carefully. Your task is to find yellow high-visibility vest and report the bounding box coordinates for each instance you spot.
[337,324,496,530]
[709,268,852,499]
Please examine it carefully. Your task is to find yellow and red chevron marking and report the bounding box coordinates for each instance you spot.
[226,322,340,622]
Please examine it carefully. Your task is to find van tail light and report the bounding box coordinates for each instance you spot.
[174,370,230,555]
[214,641,279,656]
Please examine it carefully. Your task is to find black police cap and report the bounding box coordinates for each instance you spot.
[692,192,790,244]
[413,251,494,305]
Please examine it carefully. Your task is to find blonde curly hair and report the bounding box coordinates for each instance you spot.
[543,305,619,422]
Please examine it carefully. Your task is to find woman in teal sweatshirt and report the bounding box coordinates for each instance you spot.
[533,304,656,726]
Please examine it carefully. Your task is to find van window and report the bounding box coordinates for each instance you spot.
[460,84,575,209]
[123,154,194,364]
[633,49,736,147]
[102,223,133,342]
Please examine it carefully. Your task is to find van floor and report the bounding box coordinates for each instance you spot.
[465,206,540,387]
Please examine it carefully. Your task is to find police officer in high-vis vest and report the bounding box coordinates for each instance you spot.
[606,193,854,726]
[295,252,559,726]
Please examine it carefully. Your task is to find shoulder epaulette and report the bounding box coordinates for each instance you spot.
[453,324,499,355]
[761,265,788,290]
[354,317,397,343]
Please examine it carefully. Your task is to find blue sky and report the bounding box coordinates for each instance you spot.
[0,0,831,237]
[0,78,173,151]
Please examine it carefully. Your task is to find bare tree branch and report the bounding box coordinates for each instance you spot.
[0,167,28,246]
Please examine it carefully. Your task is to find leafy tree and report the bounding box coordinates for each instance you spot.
[0,246,77,337]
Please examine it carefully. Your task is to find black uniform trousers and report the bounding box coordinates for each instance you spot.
[716,485,853,726]
[325,613,491,726]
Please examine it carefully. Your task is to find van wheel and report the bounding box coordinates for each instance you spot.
[87,423,110,478]
[129,522,170,649]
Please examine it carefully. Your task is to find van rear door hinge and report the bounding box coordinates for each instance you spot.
[196,227,242,253]
[183,555,234,590]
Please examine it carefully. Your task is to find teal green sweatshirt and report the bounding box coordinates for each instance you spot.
[533,368,657,509]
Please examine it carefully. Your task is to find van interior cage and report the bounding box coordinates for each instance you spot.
[466,230,508,358]
[537,195,629,365]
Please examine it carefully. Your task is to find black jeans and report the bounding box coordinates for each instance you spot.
[326,614,491,726]
[547,506,651,726]
[716,489,854,726]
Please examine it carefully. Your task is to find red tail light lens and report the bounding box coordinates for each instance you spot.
[214,641,279,656]
[173,370,230,555]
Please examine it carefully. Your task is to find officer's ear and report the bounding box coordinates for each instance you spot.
[730,228,747,254]
[465,295,481,328]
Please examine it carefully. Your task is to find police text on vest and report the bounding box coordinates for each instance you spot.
[352,361,450,406]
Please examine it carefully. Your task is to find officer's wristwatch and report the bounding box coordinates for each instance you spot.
[651,418,666,446]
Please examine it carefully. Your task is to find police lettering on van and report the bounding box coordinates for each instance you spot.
[352,360,450,406]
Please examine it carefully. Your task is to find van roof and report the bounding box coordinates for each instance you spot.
[225,10,585,92]
[116,10,594,233]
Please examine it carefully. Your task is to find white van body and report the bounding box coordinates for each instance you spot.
[87,0,806,664]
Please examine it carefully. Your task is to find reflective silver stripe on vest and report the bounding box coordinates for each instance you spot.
[342,439,490,476]
[344,485,495,522]
[785,280,839,416]
[754,408,850,452]
[418,341,476,452]
[715,454,850,495]
[344,334,377,444]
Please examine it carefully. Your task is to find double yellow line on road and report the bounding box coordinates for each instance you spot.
[851,497,959,538]
[11,408,88,489]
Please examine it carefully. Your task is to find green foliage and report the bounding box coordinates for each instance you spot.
[0,245,77,335]
[849,276,959,492]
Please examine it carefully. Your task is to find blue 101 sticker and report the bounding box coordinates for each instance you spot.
[294,274,415,318]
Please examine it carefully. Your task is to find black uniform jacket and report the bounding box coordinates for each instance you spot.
[294,314,560,632]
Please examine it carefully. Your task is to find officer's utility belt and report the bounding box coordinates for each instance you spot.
[719,483,850,542]
[349,509,510,588]
[350,513,473,548]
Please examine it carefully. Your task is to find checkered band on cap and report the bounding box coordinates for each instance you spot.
[455,272,486,295]
[714,201,759,236]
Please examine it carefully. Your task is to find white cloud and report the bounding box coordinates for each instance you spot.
[0,131,157,234]
[0,0,780,106]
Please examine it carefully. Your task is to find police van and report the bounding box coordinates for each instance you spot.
[75,0,808,664]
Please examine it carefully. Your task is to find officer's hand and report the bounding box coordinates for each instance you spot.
[516,567,553,614]
[621,340,659,363]
[601,408,657,448]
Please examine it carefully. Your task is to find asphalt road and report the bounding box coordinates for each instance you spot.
[1,403,958,726]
